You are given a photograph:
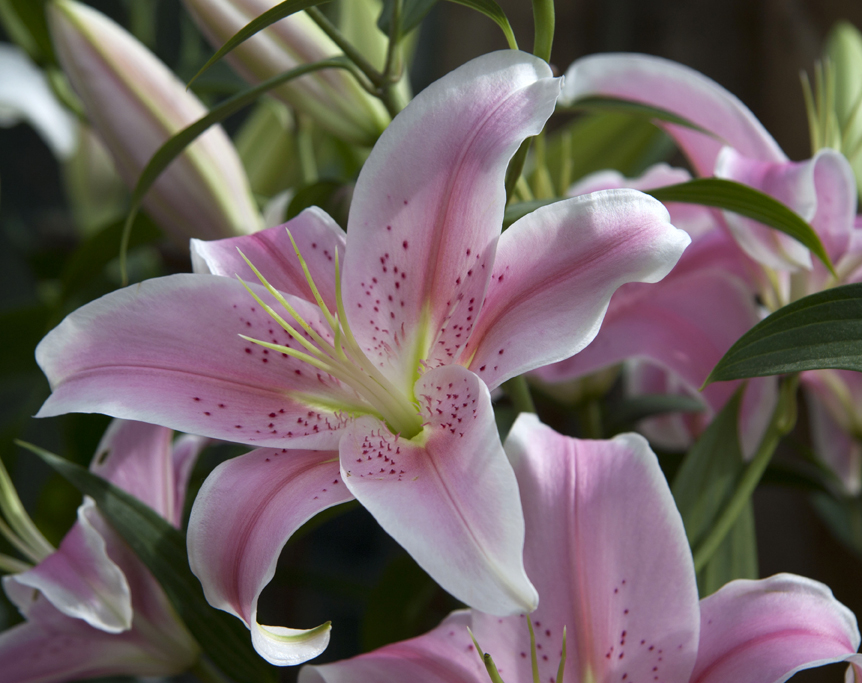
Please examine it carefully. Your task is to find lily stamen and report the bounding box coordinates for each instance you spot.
[237,240,424,438]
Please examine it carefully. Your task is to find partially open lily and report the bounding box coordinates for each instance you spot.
[561,53,857,272]
[0,420,205,683]
[560,54,862,489]
[534,164,777,457]
[299,414,862,683]
[35,51,690,662]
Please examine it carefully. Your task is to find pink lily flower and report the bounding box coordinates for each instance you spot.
[34,51,690,662]
[299,414,862,683]
[48,0,264,243]
[535,163,777,456]
[561,52,857,272]
[552,55,862,487]
[0,420,205,682]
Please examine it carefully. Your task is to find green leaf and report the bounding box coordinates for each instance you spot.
[444,0,517,50]
[646,178,835,275]
[378,0,437,35]
[503,199,559,229]
[671,390,757,595]
[695,501,758,597]
[24,444,278,683]
[186,0,333,88]
[561,96,714,135]
[706,283,862,384]
[120,57,352,283]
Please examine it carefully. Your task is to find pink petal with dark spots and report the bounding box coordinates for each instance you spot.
[36,274,361,450]
[469,415,700,683]
[191,207,346,311]
[339,365,536,616]
[187,447,348,665]
[342,51,561,392]
[464,190,689,390]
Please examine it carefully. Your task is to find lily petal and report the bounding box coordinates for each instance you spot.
[340,365,537,616]
[187,447,349,665]
[299,611,483,683]
[568,163,715,238]
[0,44,78,159]
[6,499,131,634]
[471,414,700,683]
[36,274,361,449]
[692,574,860,683]
[463,190,690,389]
[561,53,786,174]
[342,51,560,391]
[715,147,857,270]
[89,420,174,522]
[0,597,185,682]
[191,207,347,311]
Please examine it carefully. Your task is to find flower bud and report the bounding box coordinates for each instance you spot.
[48,0,263,244]
[825,20,862,194]
[182,0,391,146]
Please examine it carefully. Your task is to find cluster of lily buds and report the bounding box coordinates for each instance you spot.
[183,0,392,146]
[48,0,263,243]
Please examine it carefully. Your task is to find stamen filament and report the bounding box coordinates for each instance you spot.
[236,244,424,438]
[0,552,32,574]
[0,457,53,561]
[468,627,507,683]
[527,618,540,683]
[555,626,568,683]
[286,230,340,337]
[237,250,341,359]
[236,277,333,363]
[0,516,45,564]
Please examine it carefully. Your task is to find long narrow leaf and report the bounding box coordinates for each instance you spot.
[186,0,332,88]
[120,57,352,283]
[21,443,276,683]
[706,283,862,383]
[647,178,835,275]
[445,0,517,50]
[561,96,714,135]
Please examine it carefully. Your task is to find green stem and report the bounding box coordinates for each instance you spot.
[296,115,318,185]
[577,397,603,439]
[191,656,233,683]
[306,7,383,87]
[692,375,799,572]
[532,0,555,63]
[502,375,536,415]
[505,139,533,203]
